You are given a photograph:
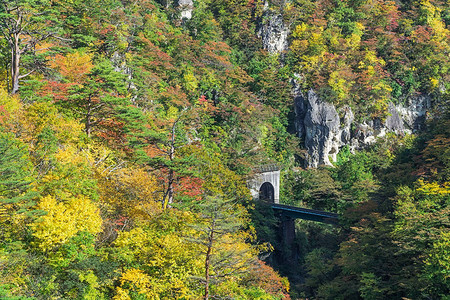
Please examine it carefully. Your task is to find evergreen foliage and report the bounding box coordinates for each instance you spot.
[0,0,448,298]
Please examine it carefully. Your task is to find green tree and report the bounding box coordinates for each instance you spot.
[0,0,61,94]
[392,180,450,298]
[0,132,38,299]
[0,131,36,219]
[57,59,128,138]
[188,195,258,300]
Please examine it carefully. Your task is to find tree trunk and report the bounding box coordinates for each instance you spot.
[2,3,51,95]
[163,120,176,209]
[162,168,174,209]
[204,220,215,300]
[11,35,20,94]
[204,250,210,300]
[167,133,175,205]
[85,96,92,137]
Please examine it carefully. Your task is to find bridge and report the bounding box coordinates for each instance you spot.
[249,165,339,263]
[249,164,338,224]
[271,203,338,224]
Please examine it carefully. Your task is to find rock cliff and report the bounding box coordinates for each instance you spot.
[258,6,289,54]
[293,86,431,168]
[178,0,194,20]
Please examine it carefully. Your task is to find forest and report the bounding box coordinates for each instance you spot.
[0,0,448,299]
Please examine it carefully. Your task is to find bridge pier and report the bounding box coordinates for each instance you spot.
[277,215,299,264]
[280,216,295,246]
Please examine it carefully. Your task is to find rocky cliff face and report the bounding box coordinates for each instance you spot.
[396,95,431,132]
[258,6,289,54]
[294,89,347,167]
[178,0,194,20]
[293,86,431,168]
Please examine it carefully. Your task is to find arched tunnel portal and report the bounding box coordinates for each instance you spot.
[259,182,275,202]
[249,164,280,204]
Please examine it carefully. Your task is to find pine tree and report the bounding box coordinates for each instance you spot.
[188,196,256,299]
[0,0,62,94]
[58,59,129,138]
[0,131,37,217]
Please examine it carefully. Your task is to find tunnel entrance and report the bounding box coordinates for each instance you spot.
[259,182,275,202]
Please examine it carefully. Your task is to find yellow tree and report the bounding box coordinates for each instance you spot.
[112,210,203,299]
[31,194,102,251]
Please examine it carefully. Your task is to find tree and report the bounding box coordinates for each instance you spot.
[54,59,129,138]
[188,196,257,300]
[0,0,61,94]
[95,165,162,233]
[392,180,450,298]
[148,110,189,208]
[135,105,206,209]
[0,131,36,219]
[112,210,203,299]
[243,260,291,300]
[31,194,102,251]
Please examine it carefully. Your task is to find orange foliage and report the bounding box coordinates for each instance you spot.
[39,80,76,101]
[159,86,189,108]
[145,144,165,158]
[176,176,204,201]
[49,52,94,83]
[136,33,174,71]
[95,119,129,152]
[247,260,291,299]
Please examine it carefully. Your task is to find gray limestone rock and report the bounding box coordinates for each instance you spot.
[385,102,405,133]
[293,85,432,167]
[340,106,354,145]
[353,122,376,146]
[178,0,193,20]
[396,94,431,132]
[258,10,289,54]
[303,90,340,168]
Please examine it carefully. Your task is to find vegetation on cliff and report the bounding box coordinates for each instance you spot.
[0,0,448,299]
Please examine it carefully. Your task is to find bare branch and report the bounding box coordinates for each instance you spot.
[51,35,72,42]
[154,142,170,155]
[17,69,34,79]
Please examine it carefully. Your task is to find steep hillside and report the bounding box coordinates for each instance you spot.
[0,0,448,299]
